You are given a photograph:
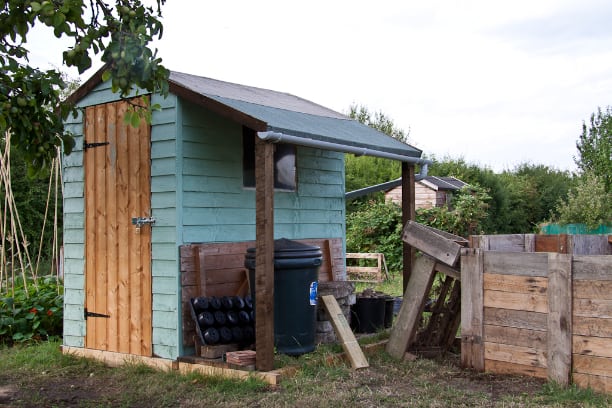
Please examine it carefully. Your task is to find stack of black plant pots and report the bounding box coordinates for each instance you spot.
[190,295,254,346]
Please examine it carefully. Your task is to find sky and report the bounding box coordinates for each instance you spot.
[28,0,612,172]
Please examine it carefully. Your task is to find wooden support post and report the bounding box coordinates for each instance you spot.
[401,163,416,293]
[255,136,275,372]
[386,255,437,359]
[460,248,484,371]
[547,253,572,386]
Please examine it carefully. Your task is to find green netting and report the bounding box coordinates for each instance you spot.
[540,223,612,235]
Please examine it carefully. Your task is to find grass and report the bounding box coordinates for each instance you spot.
[1,340,610,407]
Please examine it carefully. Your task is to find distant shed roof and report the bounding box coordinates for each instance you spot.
[421,176,467,191]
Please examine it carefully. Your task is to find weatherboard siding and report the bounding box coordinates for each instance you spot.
[178,100,345,244]
[62,82,182,359]
[62,109,85,348]
[150,92,181,359]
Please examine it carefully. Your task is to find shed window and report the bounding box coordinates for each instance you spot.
[243,127,296,191]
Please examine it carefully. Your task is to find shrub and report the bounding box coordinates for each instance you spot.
[0,276,63,344]
[346,199,404,271]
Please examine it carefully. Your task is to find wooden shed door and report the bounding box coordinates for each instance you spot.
[84,99,152,356]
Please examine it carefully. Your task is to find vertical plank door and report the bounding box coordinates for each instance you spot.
[84,99,152,356]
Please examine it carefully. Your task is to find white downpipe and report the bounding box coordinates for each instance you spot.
[257,131,431,179]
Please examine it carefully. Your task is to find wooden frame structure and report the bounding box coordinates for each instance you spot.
[345,252,389,283]
[461,240,612,394]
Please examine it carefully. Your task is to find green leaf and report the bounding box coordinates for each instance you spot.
[131,111,142,127]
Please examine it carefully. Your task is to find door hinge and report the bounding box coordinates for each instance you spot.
[83,140,110,150]
[84,308,110,320]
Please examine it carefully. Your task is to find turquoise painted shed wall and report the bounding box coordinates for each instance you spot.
[179,100,345,244]
[63,87,346,360]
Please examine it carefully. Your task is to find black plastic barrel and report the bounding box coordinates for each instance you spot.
[384,296,395,328]
[351,296,386,333]
[245,238,322,356]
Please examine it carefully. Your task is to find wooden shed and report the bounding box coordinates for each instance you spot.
[386,176,467,209]
[61,68,428,370]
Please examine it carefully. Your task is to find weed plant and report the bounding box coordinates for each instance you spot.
[0,275,63,344]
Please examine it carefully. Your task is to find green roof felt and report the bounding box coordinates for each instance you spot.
[169,71,422,159]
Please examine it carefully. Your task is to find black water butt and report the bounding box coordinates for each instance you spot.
[245,238,322,356]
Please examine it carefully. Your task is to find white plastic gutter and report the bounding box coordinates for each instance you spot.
[257,130,431,180]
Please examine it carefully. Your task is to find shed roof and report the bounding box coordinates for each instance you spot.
[68,67,422,160]
[168,71,421,159]
[421,176,467,191]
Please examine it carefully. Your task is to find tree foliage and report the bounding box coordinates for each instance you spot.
[346,198,404,271]
[498,164,574,232]
[426,156,510,233]
[0,0,169,176]
[348,104,410,143]
[555,173,611,229]
[416,185,491,237]
[345,104,410,193]
[575,106,612,192]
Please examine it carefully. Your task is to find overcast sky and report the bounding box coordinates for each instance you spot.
[29,0,612,172]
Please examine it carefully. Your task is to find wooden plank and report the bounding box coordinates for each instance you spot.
[524,234,536,252]
[573,256,612,280]
[484,342,547,368]
[483,325,546,349]
[484,307,547,331]
[485,359,548,379]
[322,295,368,369]
[346,252,382,259]
[483,251,548,277]
[116,103,130,355]
[254,136,274,372]
[94,104,109,352]
[402,221,464,267]
[483,234,527,252]
[106,102,119,353]
[574,280,612,300]
[570,235,612,255]
[460,248,484,371]
[62,346,175,371]
[547,253,572,386]
[573,299,612,319]
[535,234,568,254]
[484,290,548,313]
[401,163,415,292]
[387,255,437,359]
[434,262,461,280]
[484,273,547,294]
[573,373,612,395]
[572,316,612,337]
[574,335,612,359]
[573,354,612,378]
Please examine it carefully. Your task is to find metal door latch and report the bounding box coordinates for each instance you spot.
[131,217,156,229]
